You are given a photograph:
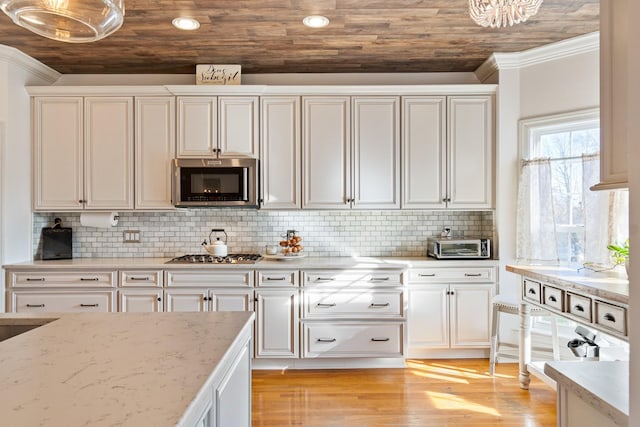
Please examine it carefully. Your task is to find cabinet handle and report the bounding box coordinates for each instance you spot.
[371,337,390,342]
[80,303,99,307]
[442,197,451,202]
[316,303,336,308]
[26,303,45,308]
[129,277,150,281]
[573,304,585,312]
[78,200,86,203]
[446,290,455,296]
[80,278,99,281]
[369,303,390,308]
[464,273,482,277]
[548,295,557,303]
[203,296,209,302]
[157,297,162,302]
[604,313,616,323]
[266,277,286,281]
[316,338,337,343]
[315,278,336,282]
[26,278,45,282]
[419,273,436,277]
[528,288,537,295]
[370,277,390,282]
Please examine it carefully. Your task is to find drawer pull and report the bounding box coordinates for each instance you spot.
[130,277,150,281]
[371,337,390,342]
[573,304,585,312]
[419,273,436,277]
[370,277,390,282]
[548,295,557,303]
[465,273,482,277]
[80,303,99,307]
[266,277,287,281]
[528,289,537,295]
[369,303,390,308]
[80,278,100,281]
[26,278,45,282]
[316,338,337,343]
[316,303,336,308]
[604,313,616,323]
[316,278,336,282]
[26,303,45,308]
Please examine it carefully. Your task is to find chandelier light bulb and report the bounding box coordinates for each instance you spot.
[303,15,330,28]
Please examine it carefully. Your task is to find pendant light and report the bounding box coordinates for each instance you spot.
[469,0,542,28]
[0,0,125,43]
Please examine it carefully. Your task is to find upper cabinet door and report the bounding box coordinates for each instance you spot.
[260,96,301,209]
[352,96,400,209]
[135,97,176,210]
[401,96,447,209]
[176,96,217,158]
[302,96,351,209]
[593,0,628,190]
[447,96,494,209]
[84,97,134,209]
[218,96,259,158]
[33,97,84,211]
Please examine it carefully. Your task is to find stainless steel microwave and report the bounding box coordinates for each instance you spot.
[427,237,491,259]
[172,158,258,208]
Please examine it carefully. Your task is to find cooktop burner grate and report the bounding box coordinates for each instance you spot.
[166,254,263,264]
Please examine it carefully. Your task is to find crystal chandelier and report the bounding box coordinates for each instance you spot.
[469,0,543,28]
[0,0,125,43]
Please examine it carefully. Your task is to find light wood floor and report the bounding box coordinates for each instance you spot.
[252,359,557,427]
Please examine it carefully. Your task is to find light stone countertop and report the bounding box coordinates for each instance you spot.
[3,256,499,270]
[505,264,628,305]
[544,361,629,426]
[0,311,254,427]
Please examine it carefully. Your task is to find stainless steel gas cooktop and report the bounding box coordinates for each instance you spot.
[166,254,263,264]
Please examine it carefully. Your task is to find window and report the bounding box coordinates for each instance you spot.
[517,109,628,266]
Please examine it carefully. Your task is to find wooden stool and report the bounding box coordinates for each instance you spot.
[490,294,559,376]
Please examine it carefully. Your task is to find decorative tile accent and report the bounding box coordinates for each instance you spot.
[33,210,494,259]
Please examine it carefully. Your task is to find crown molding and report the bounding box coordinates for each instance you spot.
[0,44,60,84]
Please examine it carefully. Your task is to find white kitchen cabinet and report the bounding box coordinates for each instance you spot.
[302,96,351,209]
[165,288,253,312]
[118,289,163,312]
[447,96,494,209]
[401,95,493,209]
[11,290,115,313]
[215,338,252,427]
[255,269,299,358]
[301,268,406,358]
[352,96,400,208]
[402,96,447,208]
[32,97,84,210]
[302,96,400,209]
[32,96,134,210]
[592,0,628,190]
[407,266,495,357]
[84,97,134,209]
[260,96,301,209]
[176,96,258,158]
[134,96,175,209]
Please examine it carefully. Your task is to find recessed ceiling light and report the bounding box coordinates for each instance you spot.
[172,17,201,31]
[303,15,330,28]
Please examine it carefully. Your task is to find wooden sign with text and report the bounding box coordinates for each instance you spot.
[196,64,241,85]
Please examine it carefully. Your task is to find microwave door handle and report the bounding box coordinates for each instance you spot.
[242,168,249,201]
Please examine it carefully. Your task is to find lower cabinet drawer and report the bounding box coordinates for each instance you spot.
[303,290,404,319]
[594,301,627,336]
[12,291,114,313]
[542,285,564,312]
[303,322,404,358]
[523,279,541,304]
[566,292,592,322]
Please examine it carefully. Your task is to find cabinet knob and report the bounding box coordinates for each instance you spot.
[157,297,162,302]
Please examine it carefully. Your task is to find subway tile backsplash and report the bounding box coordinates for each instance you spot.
[33,210,494,259]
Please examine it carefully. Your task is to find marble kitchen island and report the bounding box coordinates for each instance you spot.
[0,311,254,427]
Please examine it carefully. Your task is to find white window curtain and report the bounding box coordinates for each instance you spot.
[516,154,628,265]
[516,158,559,264]
[582,155,629,265]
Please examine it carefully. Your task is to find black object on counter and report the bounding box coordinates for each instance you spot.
[42,218,72,260]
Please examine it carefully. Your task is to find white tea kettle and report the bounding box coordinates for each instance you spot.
[202,229,228,257]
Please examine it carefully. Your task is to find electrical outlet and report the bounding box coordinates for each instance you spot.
[123,230,141,243]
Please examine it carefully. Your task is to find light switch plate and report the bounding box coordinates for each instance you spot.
[123,230,141,243]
